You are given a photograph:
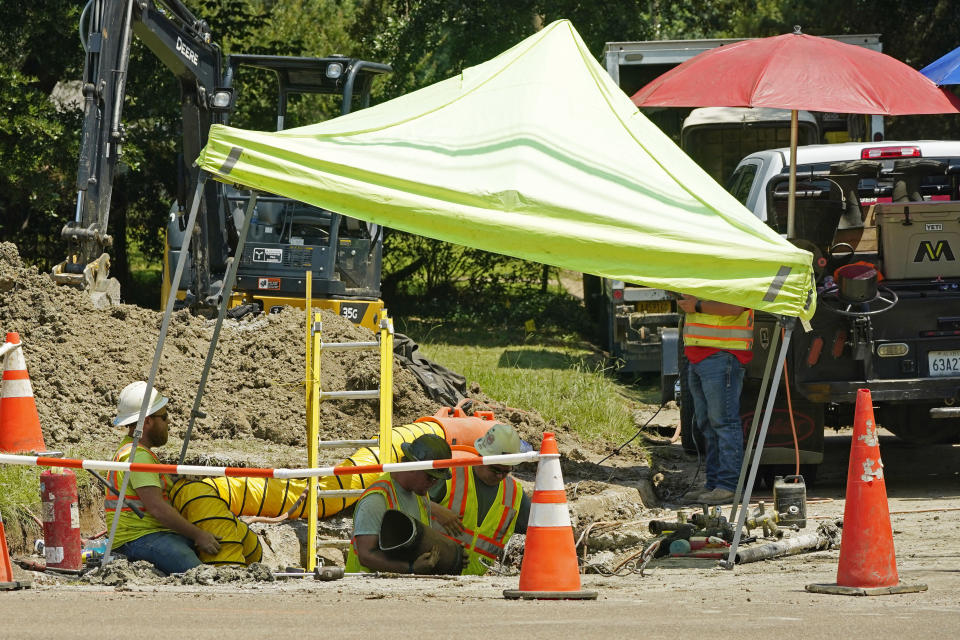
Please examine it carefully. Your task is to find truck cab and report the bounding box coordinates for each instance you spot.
[721,140,960,471]
[727,140,960,223]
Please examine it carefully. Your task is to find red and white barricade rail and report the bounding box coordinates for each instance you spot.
[0,451,539,478]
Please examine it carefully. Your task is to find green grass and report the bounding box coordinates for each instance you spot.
[0,464,45,521]
[414,338,650,444]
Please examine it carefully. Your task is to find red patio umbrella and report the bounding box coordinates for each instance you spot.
[632,27,960,237]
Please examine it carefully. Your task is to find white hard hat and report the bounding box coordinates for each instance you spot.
[113,381,169,427]
[475,423,525,464]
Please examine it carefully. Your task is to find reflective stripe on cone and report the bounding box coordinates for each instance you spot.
[0,332,46,454]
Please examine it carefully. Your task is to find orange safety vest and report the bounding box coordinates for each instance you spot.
[104,440,170,514]
[683,309,754,352]
[441,466,522,575]
[345,473,430,573]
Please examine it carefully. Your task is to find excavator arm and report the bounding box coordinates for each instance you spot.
[54,0,231,306]
[57,0,391,321]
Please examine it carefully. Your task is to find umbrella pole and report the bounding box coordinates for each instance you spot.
[786,109,799,239]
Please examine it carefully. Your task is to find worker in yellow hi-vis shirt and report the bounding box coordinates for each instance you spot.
[105,381,220,574]
[429,423,532,575]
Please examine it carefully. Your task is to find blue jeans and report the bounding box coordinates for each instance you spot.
[688,351,745,492]
[117,532,201,575]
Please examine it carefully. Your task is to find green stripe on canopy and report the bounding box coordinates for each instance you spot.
[197,19,816,321]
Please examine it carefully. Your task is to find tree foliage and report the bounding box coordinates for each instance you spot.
[0,2,84,271]
[4,1,960,306]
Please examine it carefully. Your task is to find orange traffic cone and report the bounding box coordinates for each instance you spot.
[1,508,31,590]
[806,389,925,596]
[503,432,596,600]
[0,333,46,454]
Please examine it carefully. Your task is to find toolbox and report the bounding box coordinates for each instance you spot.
[876,201,960,279]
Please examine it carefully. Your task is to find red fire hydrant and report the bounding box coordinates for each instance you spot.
[40,469,82,571]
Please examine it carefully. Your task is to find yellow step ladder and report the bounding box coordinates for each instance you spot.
[304,273,394,570]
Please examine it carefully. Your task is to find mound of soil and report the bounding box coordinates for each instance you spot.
[0,242,442,463]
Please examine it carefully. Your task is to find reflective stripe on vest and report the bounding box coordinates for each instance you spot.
[683,309,754,351]
[442,467,521,571]
[346,473,430,573]
[105,441,168,513]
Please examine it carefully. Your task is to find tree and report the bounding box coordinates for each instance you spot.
[7,0,960,308]
[0,2,84,271]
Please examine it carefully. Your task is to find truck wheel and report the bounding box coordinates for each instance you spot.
[877,404,960,444]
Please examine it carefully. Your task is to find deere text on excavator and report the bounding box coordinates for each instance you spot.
[53,0,391,330]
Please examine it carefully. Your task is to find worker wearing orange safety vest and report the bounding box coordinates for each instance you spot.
[429,423,531,575]
[677,296,754,506]
[105,381,220,574]
[346,434,453,573]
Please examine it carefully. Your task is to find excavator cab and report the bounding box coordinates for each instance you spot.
[163,55,391,329]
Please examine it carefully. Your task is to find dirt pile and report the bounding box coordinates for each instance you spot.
[0,242,441,464]
[83,558,166,586]
[79,558,276,586]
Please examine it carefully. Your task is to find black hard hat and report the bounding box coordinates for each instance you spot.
[400,434,452,480]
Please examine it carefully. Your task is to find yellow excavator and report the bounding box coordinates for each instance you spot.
[54,0,391,330]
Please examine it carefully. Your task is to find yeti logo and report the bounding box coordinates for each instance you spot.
[914,240,955,263]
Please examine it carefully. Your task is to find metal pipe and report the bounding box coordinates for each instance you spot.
[730,323,781,524]
[320,341,379,351]
[109,0,136,141]
[786,109,799,238]
[734,532,825,564]
[316,439,377,448]
[320,390,380,401]
[103,175,206,566]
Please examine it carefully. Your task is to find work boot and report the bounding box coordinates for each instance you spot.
[681,486,710,504]
[698,488,734,505]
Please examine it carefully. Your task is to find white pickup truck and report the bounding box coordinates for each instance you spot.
[710,141,960,480]
[727,140,960,223]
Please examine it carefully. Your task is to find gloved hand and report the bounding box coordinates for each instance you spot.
[411,545,440,574]
[431,503,464,536]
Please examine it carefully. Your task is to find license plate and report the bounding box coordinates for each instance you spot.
[928,350,960,377]
[636,300,672,314]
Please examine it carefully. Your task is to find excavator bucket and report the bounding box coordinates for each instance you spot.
[51,253,120,309]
